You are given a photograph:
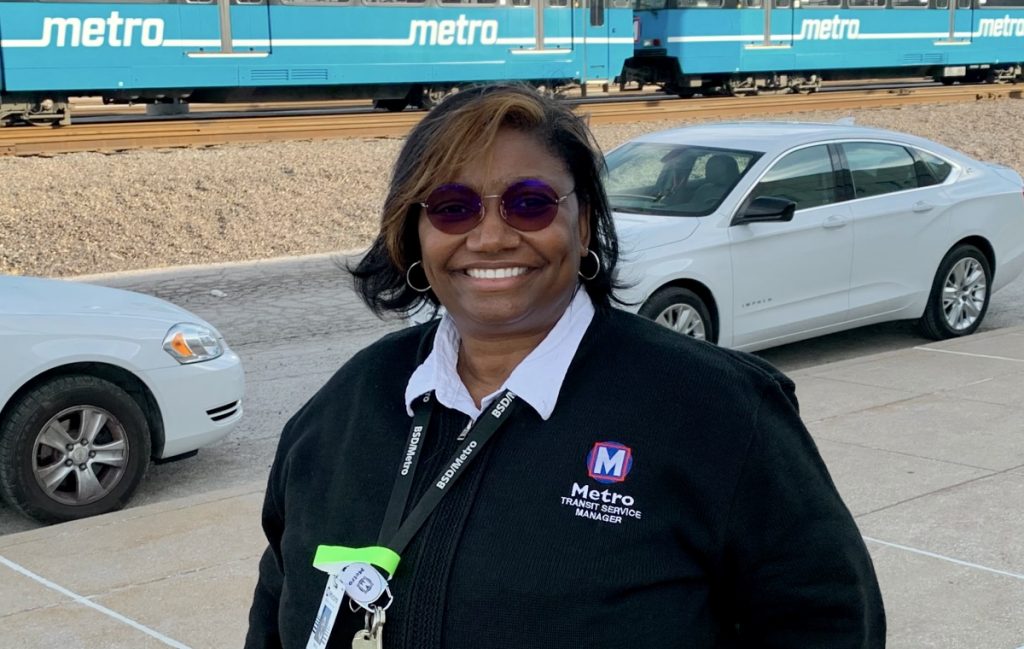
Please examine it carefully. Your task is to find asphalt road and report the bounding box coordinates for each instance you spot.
[1,254,1021,535]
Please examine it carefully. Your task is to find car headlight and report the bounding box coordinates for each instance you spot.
[162,323,223,364]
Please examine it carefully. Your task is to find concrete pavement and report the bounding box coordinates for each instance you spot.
[2,326,1023,649]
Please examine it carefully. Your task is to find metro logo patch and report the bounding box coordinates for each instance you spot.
[586,441,633,484]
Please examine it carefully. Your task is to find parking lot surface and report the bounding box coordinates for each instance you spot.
[1,325,1023,649]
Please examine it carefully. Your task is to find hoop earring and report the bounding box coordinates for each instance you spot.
[578,249,601,281]
[406,261,432,293]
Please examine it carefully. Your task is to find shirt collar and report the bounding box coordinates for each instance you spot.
[405,288,595,421]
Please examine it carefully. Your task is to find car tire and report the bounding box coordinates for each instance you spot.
[0,375,151,524]
[639,287,716,343]
[919,244,992,340]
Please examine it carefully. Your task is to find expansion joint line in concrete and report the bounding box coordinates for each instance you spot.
[0,554,192,649]
[863,536,1024,581]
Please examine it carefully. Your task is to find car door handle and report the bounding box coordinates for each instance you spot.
[822,215,847,229]
[912,201,935,213]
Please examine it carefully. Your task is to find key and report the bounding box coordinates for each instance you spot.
[351,628,382,649]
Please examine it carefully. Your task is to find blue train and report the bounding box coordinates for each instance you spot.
[623,0,1024,95]
[0,0,1021,125]
[0,0,634,124]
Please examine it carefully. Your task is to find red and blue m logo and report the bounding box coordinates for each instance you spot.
[586,441,633,484]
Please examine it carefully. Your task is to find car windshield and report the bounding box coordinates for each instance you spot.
[605,142,762,216]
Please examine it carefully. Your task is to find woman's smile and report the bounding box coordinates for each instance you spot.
[463,266,529,280]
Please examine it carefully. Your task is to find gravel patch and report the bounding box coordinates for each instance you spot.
[2,98,1022,278]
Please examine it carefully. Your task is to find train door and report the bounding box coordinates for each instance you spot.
[579,0,612,83]
[183,0,271,59]
[934,0,975,82]
[765,0,793,46]
[946,0,974,44]
[740,0,796,80]
[933,0,974,45]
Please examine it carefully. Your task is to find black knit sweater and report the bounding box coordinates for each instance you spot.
[245,309,885,649]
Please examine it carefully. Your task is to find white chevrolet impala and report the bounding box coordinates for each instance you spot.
[607,121,1024,351]
[0,276,244,523]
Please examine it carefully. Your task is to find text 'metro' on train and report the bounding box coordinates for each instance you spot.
[0,0,1022,126]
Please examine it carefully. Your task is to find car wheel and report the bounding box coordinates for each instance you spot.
[919,244,992,340]
[639,287,716,343]
[0,375,151,524]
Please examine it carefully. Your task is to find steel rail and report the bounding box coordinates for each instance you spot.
[1,84,1019,157]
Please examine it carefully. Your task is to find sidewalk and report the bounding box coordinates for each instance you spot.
[2,327,1023,649]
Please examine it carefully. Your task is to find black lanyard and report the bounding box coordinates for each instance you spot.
[375,390,521,561]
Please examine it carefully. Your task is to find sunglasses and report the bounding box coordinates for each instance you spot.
[419,179,574,235]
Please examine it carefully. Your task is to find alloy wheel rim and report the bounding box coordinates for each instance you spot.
[655,304,707,339]
[32,406,129,507]
[942,257,987,332]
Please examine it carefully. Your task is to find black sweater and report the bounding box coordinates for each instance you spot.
[245,309,885,649]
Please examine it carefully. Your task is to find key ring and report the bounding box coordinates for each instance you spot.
[364,606,386,635]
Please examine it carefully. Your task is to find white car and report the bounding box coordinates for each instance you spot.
[0,276,244,523]
[606,121,1024,351]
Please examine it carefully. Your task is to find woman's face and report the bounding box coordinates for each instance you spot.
[417,127,591,341]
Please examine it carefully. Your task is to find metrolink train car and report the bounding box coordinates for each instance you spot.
[0,0,632,124]
[623,0,1024,95]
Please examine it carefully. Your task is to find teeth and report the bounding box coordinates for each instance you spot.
[466,267,527,280]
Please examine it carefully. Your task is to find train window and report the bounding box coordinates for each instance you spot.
[440,0,499,4]
[549,0,570,6]
[774,0,791,8]
[744,0,762,6]
[673,0,724,6]
[981,0,1024,6]
[750,145,837,212]
[591,0,605,25]
[364,0,426,4]
[635,0,668,8]
[891,0,928,7]
[848,0,885,6]
[800,0,841,7]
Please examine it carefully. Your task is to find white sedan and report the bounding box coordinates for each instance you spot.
[0,276,244,523]
[607,121,1024,351]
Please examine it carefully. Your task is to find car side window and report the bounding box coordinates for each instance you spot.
[842,142,919,199]
[915,149,953,186]
[748,145,837,211]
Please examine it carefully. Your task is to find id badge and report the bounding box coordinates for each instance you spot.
[306,572,345,649]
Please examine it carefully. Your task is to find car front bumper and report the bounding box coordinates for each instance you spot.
[141,349,245,459]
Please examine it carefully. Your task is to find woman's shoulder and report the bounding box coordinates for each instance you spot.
[281,321,438,434]
[595,309,796,402]
[337,320,438,377]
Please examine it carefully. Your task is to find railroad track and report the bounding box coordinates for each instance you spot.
[1,84,1019,157]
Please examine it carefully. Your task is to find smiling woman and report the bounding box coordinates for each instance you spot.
[244,84,885,649]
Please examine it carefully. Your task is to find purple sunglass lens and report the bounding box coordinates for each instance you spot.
[423,184,483,232]
[501,180,562,230]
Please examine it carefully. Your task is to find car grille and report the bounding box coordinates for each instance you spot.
[206,401,241,422]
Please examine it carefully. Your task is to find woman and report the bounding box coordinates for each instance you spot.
[245,84,885,649]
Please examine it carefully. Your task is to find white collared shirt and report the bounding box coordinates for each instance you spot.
[404,288,595,422]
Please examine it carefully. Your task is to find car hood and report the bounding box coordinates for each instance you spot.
[1,276,196,323]
[613,212,701,254]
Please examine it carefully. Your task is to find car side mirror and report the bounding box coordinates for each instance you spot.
[732,196,796,226]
